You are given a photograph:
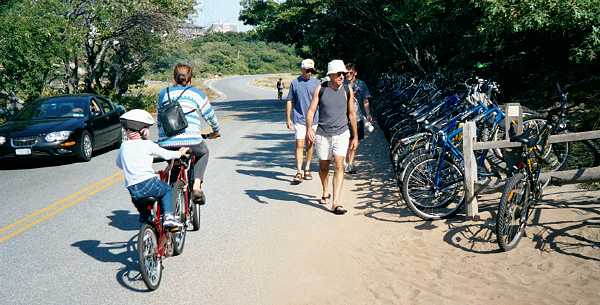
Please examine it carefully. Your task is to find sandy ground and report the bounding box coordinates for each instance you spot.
[260,127,600,305]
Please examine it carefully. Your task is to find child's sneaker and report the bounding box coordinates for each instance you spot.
[163,213,183,229]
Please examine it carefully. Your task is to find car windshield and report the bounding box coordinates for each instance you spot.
[11,98,88,121]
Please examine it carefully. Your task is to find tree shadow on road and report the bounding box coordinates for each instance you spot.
[71,235,149,292]
[218,132,296,172]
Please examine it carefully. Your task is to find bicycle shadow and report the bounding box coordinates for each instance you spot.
[106,210,140,231]
[442,192,600,259]
[71,235,149,292]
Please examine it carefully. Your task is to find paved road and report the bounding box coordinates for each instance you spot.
[0,75,319,305]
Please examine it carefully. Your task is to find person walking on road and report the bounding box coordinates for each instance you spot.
[344,62,373,174]
[306,59,358,215]
[286,59,320,184]
[276,78,284,100]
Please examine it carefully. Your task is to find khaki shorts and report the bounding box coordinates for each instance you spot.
[315,130,350,160]
[294,123,318,140]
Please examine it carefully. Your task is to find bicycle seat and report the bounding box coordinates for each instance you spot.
[511,130,536,146]
[133,197,158,205]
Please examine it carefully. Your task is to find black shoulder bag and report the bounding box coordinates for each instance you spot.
[158,86,192,137]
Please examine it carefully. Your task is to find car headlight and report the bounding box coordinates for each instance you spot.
[0,136,5,145]
[45,131,72,143]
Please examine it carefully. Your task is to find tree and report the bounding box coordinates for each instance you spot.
[0,0,196,102]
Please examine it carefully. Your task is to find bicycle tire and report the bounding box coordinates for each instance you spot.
[190,203,201,231]
[496,172,531,251]
[138,224,162,290]
[401,153,465,220]
[172,181,186,256]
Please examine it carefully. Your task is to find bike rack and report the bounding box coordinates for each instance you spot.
[462,103,600,219]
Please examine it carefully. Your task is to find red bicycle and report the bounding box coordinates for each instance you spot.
[136,133,218,290]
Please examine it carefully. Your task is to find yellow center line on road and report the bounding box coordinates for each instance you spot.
[0,171,124,244]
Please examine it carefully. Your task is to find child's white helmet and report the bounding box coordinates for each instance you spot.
[120,109,154,131]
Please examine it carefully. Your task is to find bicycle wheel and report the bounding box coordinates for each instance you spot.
[138,224,162,290]
[190,203,201,231]
[172,181,186,256]
[496,173,532,251]
[402,154,465,220]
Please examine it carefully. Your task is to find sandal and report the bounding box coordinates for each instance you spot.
[292,172,303,184]
[332,205,347,215]
[319,194,331,205]
[303,170,313,180]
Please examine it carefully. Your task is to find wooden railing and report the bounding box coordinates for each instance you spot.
[462,103,600,219]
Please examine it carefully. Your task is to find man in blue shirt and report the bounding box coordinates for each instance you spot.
[286,59,320,184]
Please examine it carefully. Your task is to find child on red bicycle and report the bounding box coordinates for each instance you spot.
[116,109,189,228]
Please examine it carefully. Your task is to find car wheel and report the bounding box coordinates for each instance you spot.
[76,131,93,162]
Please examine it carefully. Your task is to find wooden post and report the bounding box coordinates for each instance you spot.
[503,103,523,171]
[463,121,479,219]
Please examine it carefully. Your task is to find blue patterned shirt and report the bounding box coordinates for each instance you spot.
[156,85,219,147]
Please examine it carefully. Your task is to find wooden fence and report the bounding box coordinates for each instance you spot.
[462,103,600,219]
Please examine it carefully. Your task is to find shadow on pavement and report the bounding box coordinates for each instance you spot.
[214,98,284,124]
[106,210,140,231]
[236,169,291,183]
[72,235,149,292]
[245,189,327,211]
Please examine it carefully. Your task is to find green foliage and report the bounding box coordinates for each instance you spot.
[240,0,600,113]
[0,0,195,103]
[148,32,300,79]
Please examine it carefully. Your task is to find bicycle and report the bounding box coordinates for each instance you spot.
[136,132,219,290]
[495,83,568,251]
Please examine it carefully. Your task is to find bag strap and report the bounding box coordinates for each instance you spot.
[162,86,191,108]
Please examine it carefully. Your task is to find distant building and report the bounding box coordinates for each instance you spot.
[179,23,205,39]
[206,22,238,33]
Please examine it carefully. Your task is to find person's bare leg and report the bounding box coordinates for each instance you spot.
[346,145,357,166]
[319,160,330,198]
[332,155,345,208]
[193,178,202,191]
[295,139,305,174]
[305,139,314,171]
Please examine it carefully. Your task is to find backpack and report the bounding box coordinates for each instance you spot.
[158,87,192,137]
[318,81,350,102]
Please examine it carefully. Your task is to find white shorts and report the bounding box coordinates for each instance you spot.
[294,123,318,140]
[315,130,350,160]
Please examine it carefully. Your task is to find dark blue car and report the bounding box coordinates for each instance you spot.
[0,94,126,161]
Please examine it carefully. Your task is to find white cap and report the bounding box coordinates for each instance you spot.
[301,59,315,70]
[326,59,347,75]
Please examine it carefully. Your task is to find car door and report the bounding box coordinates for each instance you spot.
[88,98,111,148]
[96,97,122,145]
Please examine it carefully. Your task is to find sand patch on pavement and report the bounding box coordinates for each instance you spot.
[259,128,600,305]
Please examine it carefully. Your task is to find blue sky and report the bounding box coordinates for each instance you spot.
[193,0,253,31]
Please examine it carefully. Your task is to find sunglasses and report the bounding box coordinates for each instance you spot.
[334,72,345,78]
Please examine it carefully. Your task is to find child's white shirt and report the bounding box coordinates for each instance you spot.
[116,139,181,186]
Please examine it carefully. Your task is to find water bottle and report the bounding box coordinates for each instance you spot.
[364,120,375,133]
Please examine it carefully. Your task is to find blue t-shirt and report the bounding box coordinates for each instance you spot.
[345,79,371,121]
[287,76,320,125]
